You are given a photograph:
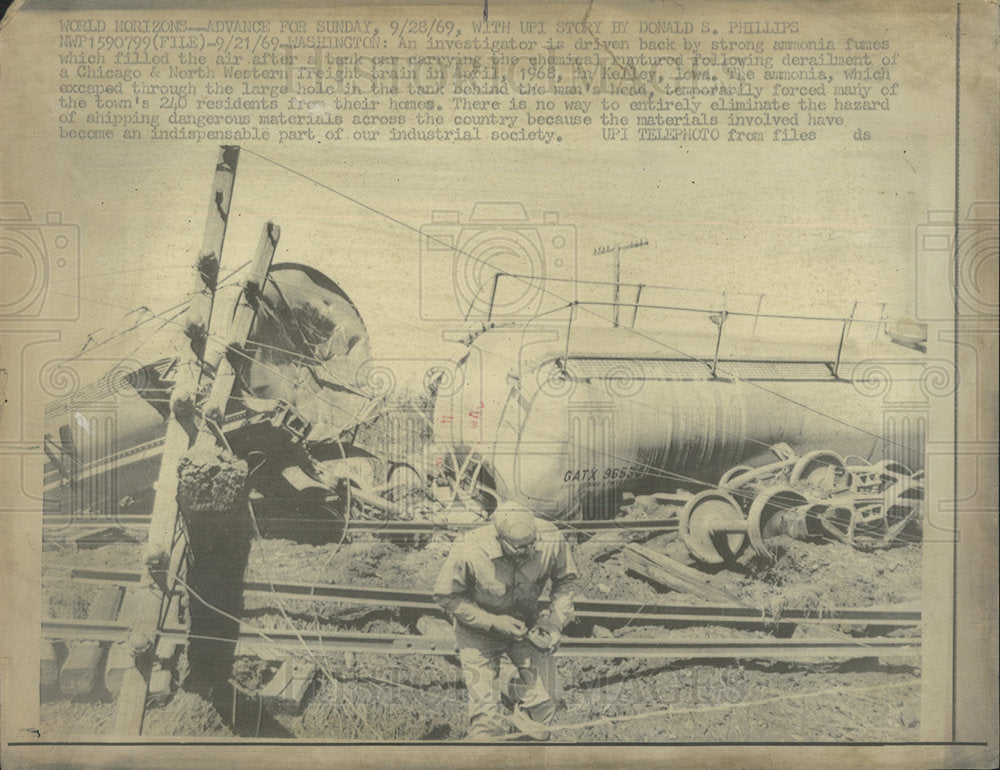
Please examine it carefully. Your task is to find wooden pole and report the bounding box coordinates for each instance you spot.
[145,145,239,571]
[113,146,239,736]
[194,221,280,450]
[189,146,240,370]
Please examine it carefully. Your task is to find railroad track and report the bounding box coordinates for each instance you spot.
[41,515,682,536]
[43,542,921,717]
[41,564,921,715]
[54,567,921,630]
[41,617,920,661]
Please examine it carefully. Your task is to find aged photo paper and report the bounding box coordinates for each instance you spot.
[1,0,997,766]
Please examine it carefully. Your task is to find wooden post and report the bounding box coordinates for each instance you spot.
[113,146,239,737]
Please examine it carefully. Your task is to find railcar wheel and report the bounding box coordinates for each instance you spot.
[680,489,747,565]
[789,450,849,493]
[719,465,753,490]
[747,487,809,561]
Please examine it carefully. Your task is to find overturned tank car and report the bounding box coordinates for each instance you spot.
[43,261,387,545]
[430,274,929,560]
[43,151,930,569]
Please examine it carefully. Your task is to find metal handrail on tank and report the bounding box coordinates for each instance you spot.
[483,271,895,334]
[473,273,915,381]
[485,272,892,326]
[555,300,863,379]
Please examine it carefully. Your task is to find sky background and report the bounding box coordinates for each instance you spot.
[1,2,958,368]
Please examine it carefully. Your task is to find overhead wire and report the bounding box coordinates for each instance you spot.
[240,147,922,459]
[217,153,926,629]
[35,153,923,742]
[110,157,925,544]
[54,259,253,363]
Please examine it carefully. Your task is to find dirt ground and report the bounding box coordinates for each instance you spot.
[39,507,922,742]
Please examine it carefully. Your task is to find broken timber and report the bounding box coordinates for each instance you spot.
[176,221,278,533]
[623,543,748,606]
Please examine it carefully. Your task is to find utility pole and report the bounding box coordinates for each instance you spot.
[113,146,239,736]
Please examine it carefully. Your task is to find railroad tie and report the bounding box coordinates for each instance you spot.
[59,585,124,696]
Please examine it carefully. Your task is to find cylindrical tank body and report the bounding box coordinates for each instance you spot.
[433,322,928,518]
[43,264,370,526]
[43,358,173,524]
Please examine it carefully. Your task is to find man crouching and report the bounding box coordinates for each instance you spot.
[433,503,578,741]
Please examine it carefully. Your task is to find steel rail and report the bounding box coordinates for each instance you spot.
[235,629,922,660]
[56,569,922,628]
[40,619,920,661]
[43,516,682,534]
[241,581,920,628]
[42,618,183,643]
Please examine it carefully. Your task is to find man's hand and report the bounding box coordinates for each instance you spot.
[527,626,561,652]
[492,615,527,639]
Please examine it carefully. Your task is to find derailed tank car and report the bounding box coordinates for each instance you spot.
[42,263,376,542]
[430,278,928,556]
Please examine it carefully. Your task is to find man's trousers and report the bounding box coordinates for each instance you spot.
[454,623,558,740]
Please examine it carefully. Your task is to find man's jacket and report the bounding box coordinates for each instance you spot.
[433,518,579,635]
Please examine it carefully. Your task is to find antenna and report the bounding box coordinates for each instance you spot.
[593,238,649,327]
